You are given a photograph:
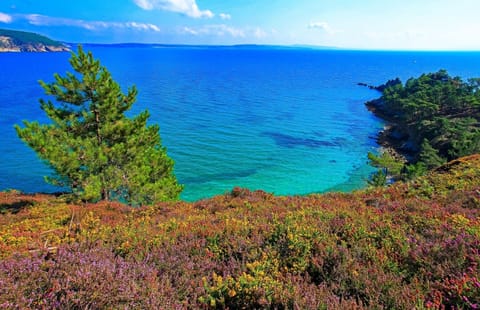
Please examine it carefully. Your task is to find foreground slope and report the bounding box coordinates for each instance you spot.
[1,155,480,308]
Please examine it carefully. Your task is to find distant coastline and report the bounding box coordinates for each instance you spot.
[81,42,339,50]
[0,28,70,52]
[0,44,70,53]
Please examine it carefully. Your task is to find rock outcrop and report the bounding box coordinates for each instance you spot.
[0,30,70,52]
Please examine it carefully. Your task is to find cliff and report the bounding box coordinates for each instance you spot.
[0,28,70,52]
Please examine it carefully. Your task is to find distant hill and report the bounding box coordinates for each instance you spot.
[82,42,339,50]
[0,28,70,52]
[290,44,339,50]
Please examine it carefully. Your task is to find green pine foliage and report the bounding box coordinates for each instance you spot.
[15,46,183,205]
[367,152,404,186]
[367,169,387,187]
[368,70,480,185]
[381,70,480,165]
[419,139,446,169]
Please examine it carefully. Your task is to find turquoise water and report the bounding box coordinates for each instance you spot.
[2,47,480,201]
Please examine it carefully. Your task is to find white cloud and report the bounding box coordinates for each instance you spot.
[308,21,333,34]
[125,21,161,32]
[0,12,12,23]
[253,27,267,39]
[23,14,160,32]
[181,24,245,37]
[181,26,198,35]
[219,13,231,20]
[133,0,155,10]
[180,25,272,41]
[133,0,214,18]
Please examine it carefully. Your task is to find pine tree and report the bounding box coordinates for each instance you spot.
[367,170,387,187]
[419,139,446,170]
[15,46,183,205]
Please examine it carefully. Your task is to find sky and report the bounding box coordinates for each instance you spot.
[1,0,480,50]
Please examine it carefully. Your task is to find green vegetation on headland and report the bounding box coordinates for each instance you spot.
[365,70,480,184]
[0,28,70,52]
[1,154,479,308]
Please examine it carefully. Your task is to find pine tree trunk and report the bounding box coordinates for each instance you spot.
[94,110,102,144]
[95,109,108,201]
[102,188,109,201]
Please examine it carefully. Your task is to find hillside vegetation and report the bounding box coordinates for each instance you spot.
[1,154,479,308]
[0,28,69,52]
[368,70,480,165]
[364,70,480,186]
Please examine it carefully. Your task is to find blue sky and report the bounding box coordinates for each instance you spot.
[1,0,479,50]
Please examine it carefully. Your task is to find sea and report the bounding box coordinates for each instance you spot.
[1,46,480,201]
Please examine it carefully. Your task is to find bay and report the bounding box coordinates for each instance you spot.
[1,47,480,201]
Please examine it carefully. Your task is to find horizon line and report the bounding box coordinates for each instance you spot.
[68,42,480,53]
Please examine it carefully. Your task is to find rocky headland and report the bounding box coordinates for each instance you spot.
[360,79,415,161]
[0,28,70,52]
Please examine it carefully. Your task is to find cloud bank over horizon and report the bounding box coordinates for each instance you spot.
[1,1,480,50]
[133,0,215,19]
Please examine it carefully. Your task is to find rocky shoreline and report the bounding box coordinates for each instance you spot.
[365,98,415,163]
[0,46,70,52]
[0,41,70,52]
[0,33,70,52]
[358,79,419,163]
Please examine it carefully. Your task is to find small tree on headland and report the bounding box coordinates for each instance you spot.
[15,46,183,205]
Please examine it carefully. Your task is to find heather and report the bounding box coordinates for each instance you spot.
[1,155,480,309]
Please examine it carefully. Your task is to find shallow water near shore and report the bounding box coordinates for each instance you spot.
[1,47,480,201]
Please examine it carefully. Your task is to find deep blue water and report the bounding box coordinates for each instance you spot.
[2,47,480,201]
